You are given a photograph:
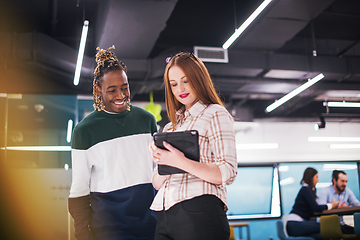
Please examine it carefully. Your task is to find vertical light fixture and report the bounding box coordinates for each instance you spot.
[74,20,89,86]
[66,119,73,143]
[222,0,272,49]
[265,73,325,113]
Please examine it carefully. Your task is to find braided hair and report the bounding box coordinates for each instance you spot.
[92,45,128,111]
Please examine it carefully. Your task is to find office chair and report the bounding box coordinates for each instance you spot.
[354,212,360,237]
[320,214,359,239]
[276,220,315,240]
[229,226,236,240]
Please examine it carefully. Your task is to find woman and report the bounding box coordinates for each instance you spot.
[69,46,157,240]
[149,52,238,240]
[286,167,339,240]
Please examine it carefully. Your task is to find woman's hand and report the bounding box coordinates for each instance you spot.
[330,199,340,209]
[151,141,223,185]
[151,141,185,168]
[149,141,182,166]
[149,141,159,164]
[149,141,169,190]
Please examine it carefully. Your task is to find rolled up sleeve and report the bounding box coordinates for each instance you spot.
[208,110,238,187]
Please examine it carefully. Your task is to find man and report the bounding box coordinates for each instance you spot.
[68,46,157,240]
[317,170,360,233]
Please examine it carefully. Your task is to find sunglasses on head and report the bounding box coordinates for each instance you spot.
[165,52,196,63]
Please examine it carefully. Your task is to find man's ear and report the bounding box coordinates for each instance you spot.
[94,85,102,96]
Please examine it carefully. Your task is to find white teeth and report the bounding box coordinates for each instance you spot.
[114,101,124,105]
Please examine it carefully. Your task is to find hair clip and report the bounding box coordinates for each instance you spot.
[166,56,172,63]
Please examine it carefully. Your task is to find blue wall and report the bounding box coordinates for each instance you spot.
[232,219,279,240]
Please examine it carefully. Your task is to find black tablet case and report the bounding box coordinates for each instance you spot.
[153,130,199,175]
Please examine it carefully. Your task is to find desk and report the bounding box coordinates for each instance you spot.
[314,206,360,216]
[229,222,250,240]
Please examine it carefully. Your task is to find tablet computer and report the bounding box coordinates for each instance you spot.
[153,130,199,175]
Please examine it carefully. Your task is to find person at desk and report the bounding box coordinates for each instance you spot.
[317,170,360,233]
[286,167,339,240]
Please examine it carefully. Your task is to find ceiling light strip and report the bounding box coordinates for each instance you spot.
[237,143,279,149]
[222,0,272,49]
[66,119,73,143]
[265,73,324,113]
[322,164,358,171]
[73,20,89,86]
[1,146,71,151]
[326,102,360,108]
[308,137,360,142]
[329,144,360,149]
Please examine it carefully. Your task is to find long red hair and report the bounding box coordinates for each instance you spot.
[163,52,224,129]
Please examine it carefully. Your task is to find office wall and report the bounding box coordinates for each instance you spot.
[0,168,72,240]
[235,121,360,163]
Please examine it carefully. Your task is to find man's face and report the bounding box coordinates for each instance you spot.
[96,70,130,113]
[334,173,348,193]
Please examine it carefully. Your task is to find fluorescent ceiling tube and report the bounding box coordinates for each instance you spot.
[265,73,325,113]
[330,144,360,149]
[74,20,89,86]
[279,166,289,172]
[222,0,272,49]
[308,137,360,142]
[237,143,279,149]
[325,101,360,108]
[280,177,295,186]
[66,119,73,143]
[323,164,358,171]
[2,146,71,151]
[316,182,332,188]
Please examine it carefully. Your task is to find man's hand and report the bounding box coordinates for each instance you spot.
[339,202,353,208]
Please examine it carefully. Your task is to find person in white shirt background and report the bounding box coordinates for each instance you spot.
[317,170,360,234]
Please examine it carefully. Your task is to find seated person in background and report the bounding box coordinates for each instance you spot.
[286,167,338,240]
[317,170,360,234]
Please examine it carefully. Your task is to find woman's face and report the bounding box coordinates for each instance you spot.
[168,65,197,110]
[96,70,130,113]
[313,173,319,187]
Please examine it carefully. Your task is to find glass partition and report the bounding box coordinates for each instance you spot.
[1,94,77,168]
[227,165,281,219]
[279,162,360,216]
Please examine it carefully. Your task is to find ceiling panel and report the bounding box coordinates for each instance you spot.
[0,0,359,122]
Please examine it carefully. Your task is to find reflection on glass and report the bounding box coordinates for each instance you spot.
[227,166,280,219]
[1,94,83,168]
[279,162,360,216]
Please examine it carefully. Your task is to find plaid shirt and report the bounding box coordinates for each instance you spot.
[150,101,237,211]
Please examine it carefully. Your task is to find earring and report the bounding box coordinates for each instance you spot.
[127,99,131,111]
[93,93,105,111]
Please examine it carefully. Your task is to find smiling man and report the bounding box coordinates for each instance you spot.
[317,170,360,234]
[68,46,157,240]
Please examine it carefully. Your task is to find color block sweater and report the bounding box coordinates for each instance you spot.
[68,106,157,240]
